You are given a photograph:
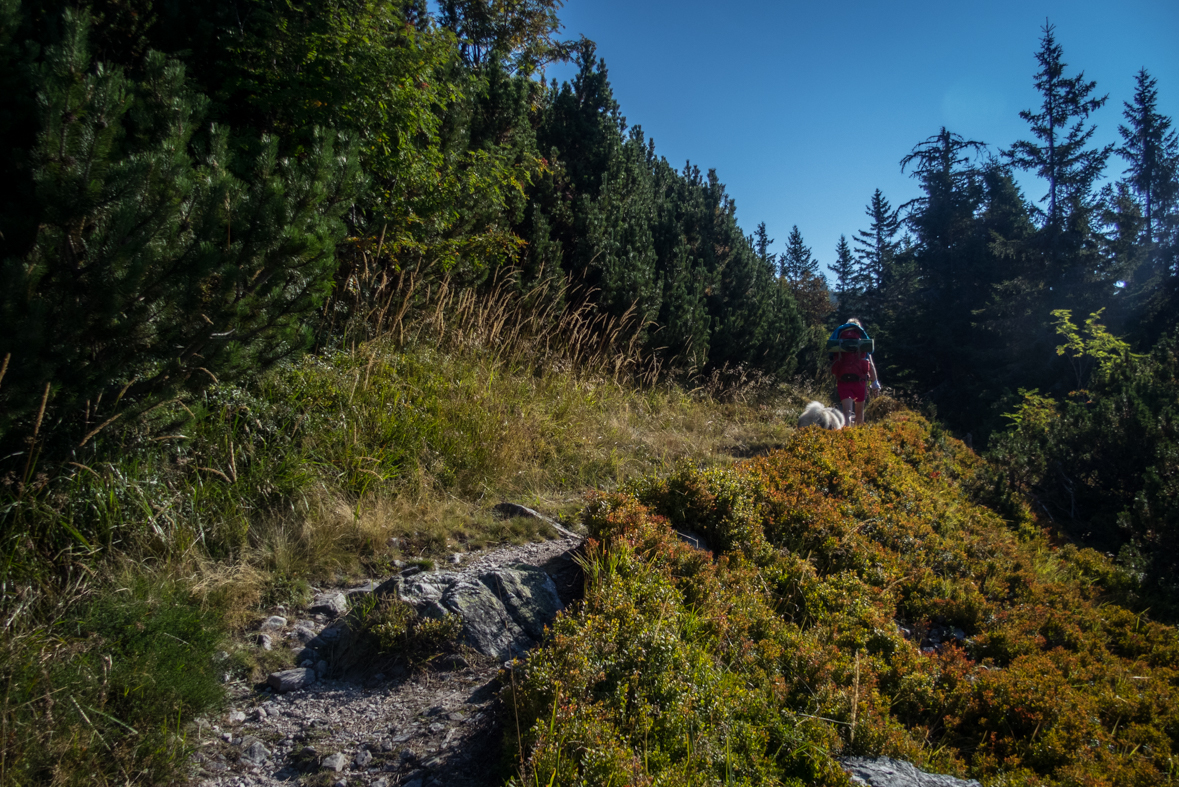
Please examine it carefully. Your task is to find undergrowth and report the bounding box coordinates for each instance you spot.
[0,575,223,786]
[0,326,816,785]
[507,411,1178,787]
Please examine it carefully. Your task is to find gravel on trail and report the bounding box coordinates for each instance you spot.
[189,536,582,787]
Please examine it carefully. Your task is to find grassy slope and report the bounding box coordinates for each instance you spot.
[0,338,810,786]
[6,333,1177,787]
[507,412,1179,787]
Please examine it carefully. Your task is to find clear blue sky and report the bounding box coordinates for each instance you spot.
[543,0,1179,281]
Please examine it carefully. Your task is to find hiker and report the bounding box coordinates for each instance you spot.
[828,318,880,427]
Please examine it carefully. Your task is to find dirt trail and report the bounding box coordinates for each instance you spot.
[190,536,583,787]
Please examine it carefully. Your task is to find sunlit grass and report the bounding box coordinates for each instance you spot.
[0,315,832,786]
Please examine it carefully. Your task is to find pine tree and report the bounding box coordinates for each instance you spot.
[1118,68,1179,246]
[780,225,819,280]
[831,235,858,312]
[581,125,661,332]
[753,222,776,274]
[0,9,361,453]
[1006,22,1112,233]
[853,189,901,293]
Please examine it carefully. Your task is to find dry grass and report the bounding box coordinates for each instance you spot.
[180,343,821,630]
[0,255,843,786]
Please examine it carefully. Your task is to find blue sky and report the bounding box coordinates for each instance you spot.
[543,0,1179,280]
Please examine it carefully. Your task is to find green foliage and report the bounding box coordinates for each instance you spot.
[986,330,1179,589]
[353,595,464,668]
[1006,21,1113,232]
[0,578,224,786]
[509,412,1179,786]
[439,0,571,74]
[0,8,361,458]
[1051,307,1136,389]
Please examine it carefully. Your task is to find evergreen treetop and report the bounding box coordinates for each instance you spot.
[1006,21,1112,230]
[1118,68,1179,245]
[780,225,819,281]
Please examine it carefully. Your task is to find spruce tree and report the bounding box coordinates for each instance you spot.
[1118,68,1179,246]
[831,235,858,314]
[780,225,819,280]
[1006,22,1112,233]
[853,189,902,294]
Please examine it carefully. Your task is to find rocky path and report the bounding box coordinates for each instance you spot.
[189,536,583,787]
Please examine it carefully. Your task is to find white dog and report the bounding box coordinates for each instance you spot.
[798,401,846,431]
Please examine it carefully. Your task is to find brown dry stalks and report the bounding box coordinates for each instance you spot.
[327,240,662,386]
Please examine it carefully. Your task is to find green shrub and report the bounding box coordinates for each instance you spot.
[509,413,1179,786]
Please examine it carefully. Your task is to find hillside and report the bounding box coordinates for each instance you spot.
[2,1,1178,785]
[508,412,1179,787]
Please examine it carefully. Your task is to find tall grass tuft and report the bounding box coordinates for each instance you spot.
[0,574,223,787]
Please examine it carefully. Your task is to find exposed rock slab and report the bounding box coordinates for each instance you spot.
[377,564,565,662]
[440,578,533,660]
[479,564,564,640]
[841,757,982,787]
[194,536,582,787]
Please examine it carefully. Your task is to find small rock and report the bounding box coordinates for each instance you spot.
[428,722,445,733]
[379,739,394,752]
[372,778,390,787]
[346,581,378,598]
[321,752,348,772]
[249,707,267,721]
[449,553,463,565]
[241,739,270,764]
[317,621,348,642]
[400,565,422,578]
[447,712,466,722]
[260,615,288,631]
[254,632,273,651]
[310,591,349,618]
[292,746,318,770]
[267,667,316,693]
[291,625,318,644]
[226,710,246,725]
[355,749,373,767]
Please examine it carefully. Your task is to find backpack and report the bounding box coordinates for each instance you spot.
[827,323,874,355]
[828,324,873,383]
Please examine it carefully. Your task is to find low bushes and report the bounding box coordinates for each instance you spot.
[508,412,1179,786]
